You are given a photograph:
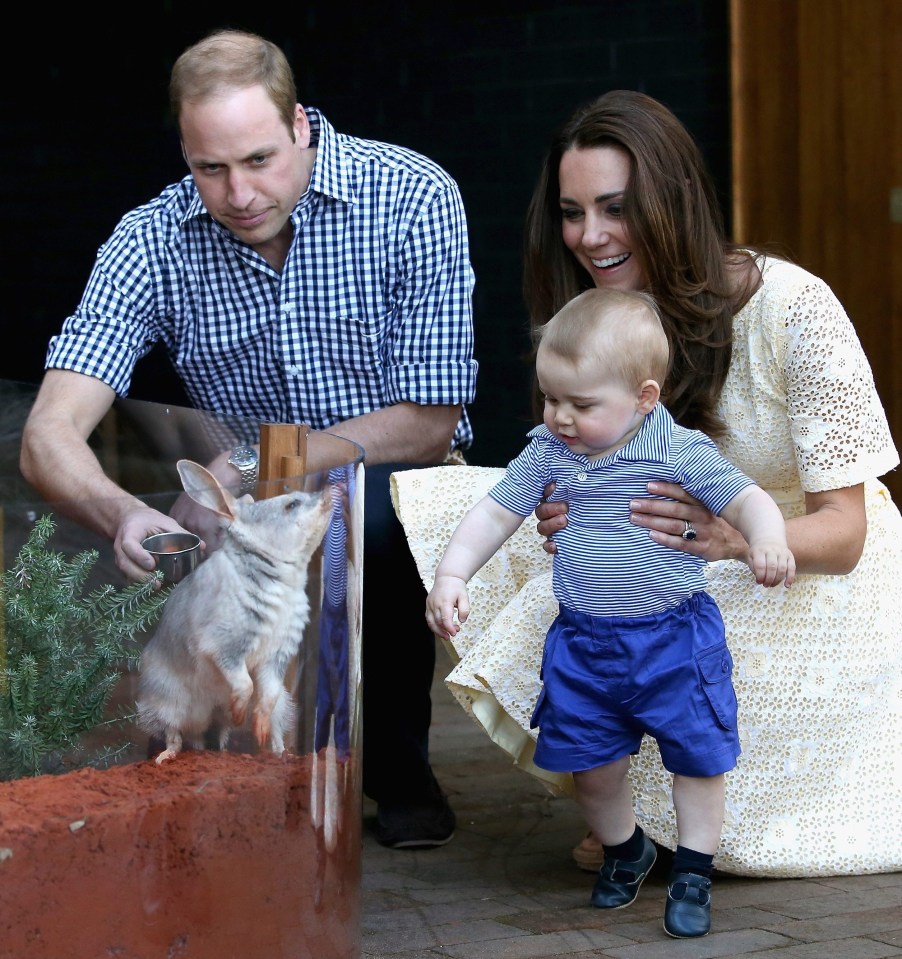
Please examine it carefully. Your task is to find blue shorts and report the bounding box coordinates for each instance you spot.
[530,593,740,777]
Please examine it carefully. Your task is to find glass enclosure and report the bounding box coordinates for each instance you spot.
[0,380,364,959]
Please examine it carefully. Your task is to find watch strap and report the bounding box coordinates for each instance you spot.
[228,446,258,496]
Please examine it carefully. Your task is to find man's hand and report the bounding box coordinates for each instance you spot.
[169,489,224,553]
[115,505,195,583]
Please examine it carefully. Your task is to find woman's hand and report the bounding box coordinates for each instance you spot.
[629,480,748,562]
[534,479,749,561]
[535,482,567,554]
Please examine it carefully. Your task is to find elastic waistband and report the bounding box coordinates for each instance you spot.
[558,591,713,631]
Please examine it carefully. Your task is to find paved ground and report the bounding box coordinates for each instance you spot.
[361,654,902,959]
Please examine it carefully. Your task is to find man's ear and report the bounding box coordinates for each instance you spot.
[293,103,311,148]
[637,379,661,413]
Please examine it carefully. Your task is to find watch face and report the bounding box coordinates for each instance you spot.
[230,448,257,468]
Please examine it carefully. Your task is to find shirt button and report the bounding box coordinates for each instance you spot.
[576,471,588,481]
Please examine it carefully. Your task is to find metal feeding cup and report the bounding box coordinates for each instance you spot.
[141,532,201,585]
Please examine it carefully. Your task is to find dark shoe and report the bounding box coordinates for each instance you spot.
[375,791,456,849]
[590,834,657,909]
[663,871,712,938]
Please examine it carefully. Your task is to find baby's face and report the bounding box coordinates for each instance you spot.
[537,350,646,459]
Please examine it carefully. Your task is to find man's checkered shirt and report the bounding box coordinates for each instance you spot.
[46,108,478,452]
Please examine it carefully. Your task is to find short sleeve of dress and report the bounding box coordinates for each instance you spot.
[776,265,899,490]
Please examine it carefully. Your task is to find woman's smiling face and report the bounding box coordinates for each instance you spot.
[558,145,648,292]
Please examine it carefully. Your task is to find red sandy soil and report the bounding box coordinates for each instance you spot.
[0,749,360,959]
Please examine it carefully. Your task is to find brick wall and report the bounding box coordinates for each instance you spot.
[4,1,729,466]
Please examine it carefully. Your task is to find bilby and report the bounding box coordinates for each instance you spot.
[136,459,333,764]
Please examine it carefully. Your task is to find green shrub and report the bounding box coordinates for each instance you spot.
[0,514,169,779]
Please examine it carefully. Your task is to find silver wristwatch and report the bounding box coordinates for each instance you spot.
[227,446,259,496]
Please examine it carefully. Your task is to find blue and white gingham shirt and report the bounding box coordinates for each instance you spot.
[489,404,757,616]
[46,109,478,451]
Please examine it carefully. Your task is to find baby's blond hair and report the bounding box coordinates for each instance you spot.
[535,288,671,388]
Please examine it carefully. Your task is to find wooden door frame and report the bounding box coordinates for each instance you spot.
[730,0,902,500]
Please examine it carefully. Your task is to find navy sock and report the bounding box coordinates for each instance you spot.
[603,824,646,861]
[672,845,714,878]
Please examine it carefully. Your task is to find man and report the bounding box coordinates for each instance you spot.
[20,28,477,848]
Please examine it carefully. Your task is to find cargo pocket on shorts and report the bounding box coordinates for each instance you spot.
[529,634,554,730]
[696,643,738,731]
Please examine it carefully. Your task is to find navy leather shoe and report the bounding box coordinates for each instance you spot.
[590,834,657,909]
[663,871,712,938]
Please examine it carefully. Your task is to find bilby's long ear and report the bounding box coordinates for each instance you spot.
[176,459,237,520]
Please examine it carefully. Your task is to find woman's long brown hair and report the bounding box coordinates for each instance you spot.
[523,90,758,439]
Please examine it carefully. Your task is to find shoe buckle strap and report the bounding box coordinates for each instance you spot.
[669,875,711,905]
[609,862,647,884]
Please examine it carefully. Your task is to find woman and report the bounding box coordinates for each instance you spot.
[390,90,902,879]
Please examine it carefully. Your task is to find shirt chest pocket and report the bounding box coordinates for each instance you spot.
[303,309,390,368]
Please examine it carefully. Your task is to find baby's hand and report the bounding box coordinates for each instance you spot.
[747,541,796,588]
[425,575,470,641]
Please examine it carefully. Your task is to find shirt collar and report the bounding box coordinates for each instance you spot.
[527,403,675,464]
[305,107,356,203]
[182,184,207,224]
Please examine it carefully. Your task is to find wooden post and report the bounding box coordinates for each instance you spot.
[258,423,318,707]
[258,423,311,499]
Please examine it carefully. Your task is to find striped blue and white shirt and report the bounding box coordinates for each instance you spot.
[46,109,478,451]
[489,404,756,616]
